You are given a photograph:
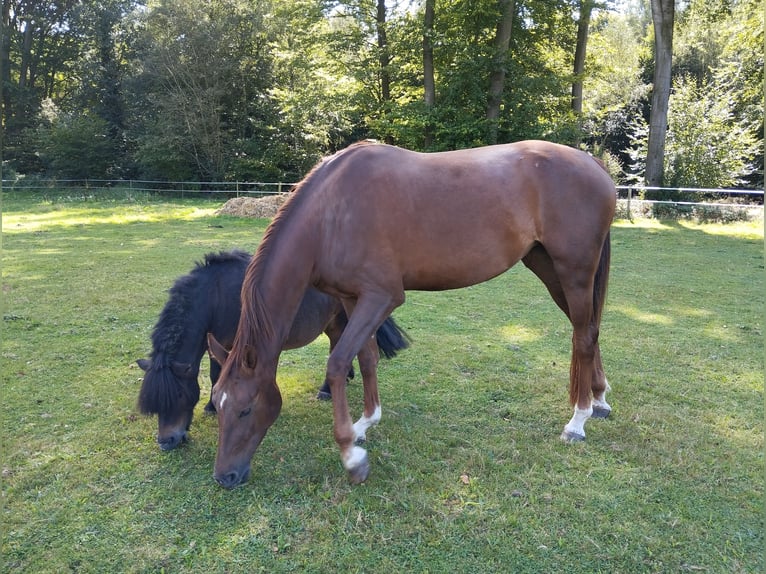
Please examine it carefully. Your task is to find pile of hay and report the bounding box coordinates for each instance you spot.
[216,194,289,218]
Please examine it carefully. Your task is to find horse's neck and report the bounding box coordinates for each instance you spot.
[250,235,316,359]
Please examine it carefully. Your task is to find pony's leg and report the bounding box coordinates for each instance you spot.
[351,335,381,444]
[325,293,397,484]
[317,312,355,400]
[204,357,221,414]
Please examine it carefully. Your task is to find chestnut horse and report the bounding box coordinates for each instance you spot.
[208,140,616,489]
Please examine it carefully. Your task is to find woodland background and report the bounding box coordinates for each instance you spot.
[1,0,762,189]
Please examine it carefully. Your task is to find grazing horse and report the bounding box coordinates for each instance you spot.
[137,250,409,450]
[208,140,615,489]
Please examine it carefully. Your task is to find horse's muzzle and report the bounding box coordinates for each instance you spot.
[215,466,251,489]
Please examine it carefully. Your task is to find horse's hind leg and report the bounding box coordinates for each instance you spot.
[523,246,609,439]
[590,346,611,419]
[352,335,381,444]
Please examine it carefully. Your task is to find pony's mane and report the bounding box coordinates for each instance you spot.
[140,250,251,414]
[150,250,251,360]
[229,142,377,367]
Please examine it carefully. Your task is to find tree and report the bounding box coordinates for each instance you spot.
[645,0,674,187]
[422,0,435,148]
[571,0,595,116]
[663,75,758,188]
[486,0,515,145]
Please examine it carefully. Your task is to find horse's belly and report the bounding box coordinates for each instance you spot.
[399,239,529,291]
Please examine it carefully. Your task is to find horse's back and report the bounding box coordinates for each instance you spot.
[310,141,615,291]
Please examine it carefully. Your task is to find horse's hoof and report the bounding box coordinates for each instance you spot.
[348,457,370,484]
[316,390,331,401]
[560,430,586,443]
[591,406,611,419]
[203,401,217,415]
[354,434,367,446]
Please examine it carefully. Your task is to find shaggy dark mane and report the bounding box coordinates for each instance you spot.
[149,250,251,360]
[139,250,251,415]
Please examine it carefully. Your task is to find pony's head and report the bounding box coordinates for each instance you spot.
[137,357,201,450]
[207,333,282,489]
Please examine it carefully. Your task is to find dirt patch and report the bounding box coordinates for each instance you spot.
[216,194,289,218]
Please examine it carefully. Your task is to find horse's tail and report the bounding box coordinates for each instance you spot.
[569,230,611,407]
[375,316,411,359]
[593,230,611,327]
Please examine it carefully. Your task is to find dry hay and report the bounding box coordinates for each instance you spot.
[216,194,289,218]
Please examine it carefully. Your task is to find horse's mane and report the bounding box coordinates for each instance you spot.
[229,142,377,367]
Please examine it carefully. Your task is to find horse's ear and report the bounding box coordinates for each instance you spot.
[207,333,229,365]
[136,359,150,372]
[171,361,194,378]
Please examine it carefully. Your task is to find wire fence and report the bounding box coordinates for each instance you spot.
[2,178,763,220]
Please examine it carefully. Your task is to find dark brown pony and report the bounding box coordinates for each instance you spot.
[208,140,616,489]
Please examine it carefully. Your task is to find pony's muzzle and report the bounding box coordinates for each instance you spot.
[157,430,187,451]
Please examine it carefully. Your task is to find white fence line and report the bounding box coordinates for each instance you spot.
[2,179,764,208]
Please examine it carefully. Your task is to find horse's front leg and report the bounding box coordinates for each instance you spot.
[352,335,381,444]
[326,294,396,483]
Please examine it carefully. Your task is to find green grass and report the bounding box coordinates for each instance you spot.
[2,194,763,573]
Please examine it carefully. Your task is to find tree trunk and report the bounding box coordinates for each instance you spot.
[571,0,594,116]
[646,0,675,187]
[423,0,435,148]
[486,0,515,145]
[376,0,392,143]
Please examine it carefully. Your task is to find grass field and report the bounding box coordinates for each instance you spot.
[2,194,763,573]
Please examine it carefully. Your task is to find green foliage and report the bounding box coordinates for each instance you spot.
[2,196,763,572]
[664,75,758,188]
[1,0,761,186]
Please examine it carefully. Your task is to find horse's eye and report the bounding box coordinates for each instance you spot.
[239,407,252,419]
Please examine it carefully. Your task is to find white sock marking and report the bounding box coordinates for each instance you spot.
[353,405,382,442]
[342,446,368,471]
[563,405,593,438]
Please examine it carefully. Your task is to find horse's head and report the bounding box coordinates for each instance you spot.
[207,333,282,489]
[137,358,200,451]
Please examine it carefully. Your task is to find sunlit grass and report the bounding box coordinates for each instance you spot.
[2,195,763,573]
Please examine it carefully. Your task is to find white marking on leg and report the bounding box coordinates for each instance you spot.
[353,405,381,443]
[218,392,228,412]
[342,445,368,471]
[592,378,612,415]
[562,405,593,440]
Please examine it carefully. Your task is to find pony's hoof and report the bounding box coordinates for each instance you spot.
[591,406,611,419]
[560,430,585,443]
[316,390,332,401]
[203,401,217,415]
[354,434,367,446]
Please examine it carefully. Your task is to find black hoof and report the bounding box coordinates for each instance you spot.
[348,457,370,485]
[591,406,611,419]
[203,401,217,415]
[560,430,585,443]
[316,390,332,401]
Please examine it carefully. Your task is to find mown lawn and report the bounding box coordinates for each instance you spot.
[2,194,763,573]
